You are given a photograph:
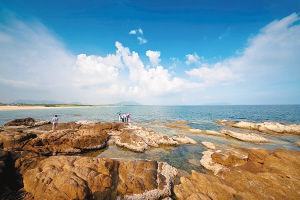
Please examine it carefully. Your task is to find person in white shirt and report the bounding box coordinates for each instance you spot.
[52,115,59,131]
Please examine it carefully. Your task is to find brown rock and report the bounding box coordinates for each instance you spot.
[0,130,36,150]
[175,144,300,200]
[23,156,177,200]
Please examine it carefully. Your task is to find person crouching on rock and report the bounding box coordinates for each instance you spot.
[52,115,59,131]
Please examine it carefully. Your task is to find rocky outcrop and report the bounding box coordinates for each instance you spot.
[23,156,177,200]
[0,131,37,151]
[22,123,124,154]
[175,144,300,200]
[296,141,300,147]
[171,135,197,145]
[3,117,49,129]
[1,120,124,155]
[111,124,196,152]
[201,141,216,150]
[221,130,269,143]
[216,120,300,135]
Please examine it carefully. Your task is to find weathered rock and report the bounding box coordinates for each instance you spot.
[175,145,300,200]
[113,124,179,152]
[233,121,300,135]
[187,129,224,136]
[23,156,177,200]
[22,123,111,154]
[221,129,269,143]
[171,135,197,145]
[201,141,216,150]
[76,120,99,125]
[296,141,300,147]
[200,150,227,175]
[0,131,37,150]
[4,118,49,129]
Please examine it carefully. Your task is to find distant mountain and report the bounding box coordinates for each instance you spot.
[113,101,141,106]
[11,99,83,105]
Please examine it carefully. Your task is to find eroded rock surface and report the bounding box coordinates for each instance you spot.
[111,124,196,152]
[175,144,300,200]
[3,117,49,129]
[221,130,269,143]
[23,156,177,200]
[217,120,300,135]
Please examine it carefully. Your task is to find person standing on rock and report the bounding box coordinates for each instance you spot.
[52,115,59,131]
[127,114,130,123]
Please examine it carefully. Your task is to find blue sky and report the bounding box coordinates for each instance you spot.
[0,0,300,105]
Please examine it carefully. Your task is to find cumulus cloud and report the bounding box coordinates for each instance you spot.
[129,30,136,35]
[185,53,201,65]
[146,50,161,66]
[1,12,300,104]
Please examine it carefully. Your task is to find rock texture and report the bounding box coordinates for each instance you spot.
[3,117,49,129]
[0,119,125,155]
[23,156,177,200]
[221,130,269,143]
[171,135,197,145]
[175,144,300,200]
[201,141,216,150]
[111,124,196,152]
[217,120,300,135]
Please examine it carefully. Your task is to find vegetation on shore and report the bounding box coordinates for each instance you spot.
[0,103,92,107]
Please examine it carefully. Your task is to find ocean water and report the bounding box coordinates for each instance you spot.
[1,105,300,173]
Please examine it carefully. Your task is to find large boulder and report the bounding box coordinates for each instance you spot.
[23,156,177,200]
[175,145,300,200]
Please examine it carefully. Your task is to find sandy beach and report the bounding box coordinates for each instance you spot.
[0,105,118,111]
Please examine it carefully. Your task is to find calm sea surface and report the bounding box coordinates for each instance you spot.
[1,105,299,173]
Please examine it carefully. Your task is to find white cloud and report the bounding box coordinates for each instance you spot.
[129,30,136,35]
[76,53,122,84]
[129,28,147,44]
[115,42,199,95]
[138,28,143,35]
[137,36,147,44]
[1,13,300,105]
[186,12,300,88]
[185,53,201,65]
[146,50,161,66]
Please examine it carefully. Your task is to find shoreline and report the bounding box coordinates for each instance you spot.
[0,105,120,111]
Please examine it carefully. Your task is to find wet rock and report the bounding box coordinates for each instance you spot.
[221,130,269,143]
[23,156,177,200]
[171,135,197,145]
[201,141,216,150]
[176,144,300,200]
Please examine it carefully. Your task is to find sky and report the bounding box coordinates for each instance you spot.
[0,0,300,105]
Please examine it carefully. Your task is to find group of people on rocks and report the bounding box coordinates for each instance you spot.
[118,112,130,123]
[50,112,131,132]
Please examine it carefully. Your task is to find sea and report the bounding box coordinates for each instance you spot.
[1,105,300,173]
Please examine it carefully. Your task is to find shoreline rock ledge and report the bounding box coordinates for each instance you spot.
[23,156,177,200]
[175,143,300,200]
